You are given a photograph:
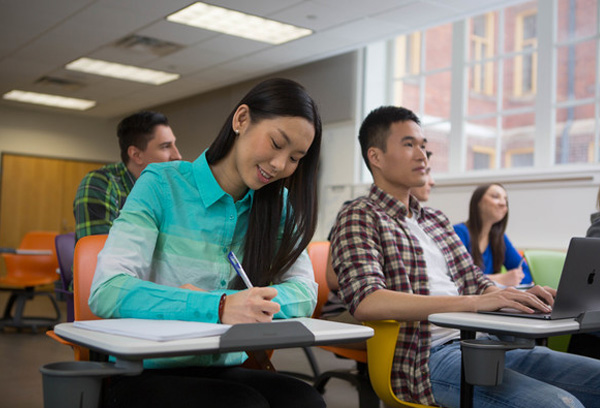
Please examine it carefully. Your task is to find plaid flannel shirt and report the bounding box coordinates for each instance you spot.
[330,184,492,406]
[73,162,135,242]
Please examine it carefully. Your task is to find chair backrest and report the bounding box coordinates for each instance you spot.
[2,231,59,280]
[55,232,76,290]
[523,250,567,289]
[307,241,331,318]
[73,234,108,321]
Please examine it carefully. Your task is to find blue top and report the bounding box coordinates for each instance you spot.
[453,222,532,285]
[89,152,317,368]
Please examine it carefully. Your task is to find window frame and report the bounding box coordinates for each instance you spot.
[514,9,538,97]
[470,12,495,95]
[362,0,600,184]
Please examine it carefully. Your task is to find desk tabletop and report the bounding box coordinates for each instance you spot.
[54,317,373,360]
[429,312,580,338]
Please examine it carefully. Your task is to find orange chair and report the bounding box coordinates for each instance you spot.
[47,234,107,360]
[0,231,60,332]
[72,234,106,322]
[307,241,378,407]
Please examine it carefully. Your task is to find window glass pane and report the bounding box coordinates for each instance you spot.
[468,12,498,60]
[501,112,535,169]
[556,40,597,103]
[394,34,421,78]
[467,61,498,116]
[504,1,538,54]
[425,23,453,71]
[503,55,536,109]
[466,117,498,170]
[424,71,452,120]
[393,80,420,113]
[557,0,597,42]
[423,123,450,173]
[555,104,596,164]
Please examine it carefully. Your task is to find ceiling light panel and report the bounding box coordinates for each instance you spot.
[65,57,180,85]
[3,90,96,111]
[166,2,313,45]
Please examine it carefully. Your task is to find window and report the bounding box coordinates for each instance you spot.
[472,146,496,170]
[554,0,599,165]
[392,23,453,172]
[395,33,421,78]
[470,13,495,95]
[366,0,600,180]
[505,148,534,167]
[514,10,538,96]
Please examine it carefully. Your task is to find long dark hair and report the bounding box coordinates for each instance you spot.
[465,183,508,273]
[206,78,322,288]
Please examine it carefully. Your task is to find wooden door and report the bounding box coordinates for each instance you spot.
[0,153,108,274]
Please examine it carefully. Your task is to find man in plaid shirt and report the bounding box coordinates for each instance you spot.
[329,106,600,408]
[73,111,181,242]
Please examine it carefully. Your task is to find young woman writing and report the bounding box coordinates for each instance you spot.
[89,78,325,408]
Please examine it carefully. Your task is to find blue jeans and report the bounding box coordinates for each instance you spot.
[429,336,600,408]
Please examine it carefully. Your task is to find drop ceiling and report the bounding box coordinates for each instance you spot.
[0,0,517,119]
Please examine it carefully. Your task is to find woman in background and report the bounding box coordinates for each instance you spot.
[454,183,533,287]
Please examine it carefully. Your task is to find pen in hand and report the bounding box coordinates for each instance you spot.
[227,251,254,288]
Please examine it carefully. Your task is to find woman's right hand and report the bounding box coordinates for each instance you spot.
[221,287,281,324]
[489,267,525,287]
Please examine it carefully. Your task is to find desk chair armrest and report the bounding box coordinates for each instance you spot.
[46,330,90,361]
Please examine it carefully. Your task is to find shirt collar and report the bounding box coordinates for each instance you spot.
[193,151,254,208]
[368,183,423,220]
[118,161,136,193]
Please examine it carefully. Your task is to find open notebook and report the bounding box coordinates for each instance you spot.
[74,319,231,342]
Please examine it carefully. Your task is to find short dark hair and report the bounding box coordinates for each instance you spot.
[358,106,421,173]
[117,111,169,164]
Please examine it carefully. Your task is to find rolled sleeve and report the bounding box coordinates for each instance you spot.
[272,250,318,318]
[331,205,387,315]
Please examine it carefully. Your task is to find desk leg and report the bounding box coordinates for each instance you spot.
[460,330,476,408]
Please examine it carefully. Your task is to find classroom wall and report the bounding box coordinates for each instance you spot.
[0,105,118,163]
[318,168,600,250]
[153,52,360,161]
[0,51,358,166]
[2,47,598,252]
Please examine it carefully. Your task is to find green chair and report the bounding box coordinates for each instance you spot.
[523,250,570,352]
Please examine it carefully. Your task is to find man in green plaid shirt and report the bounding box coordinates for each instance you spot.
[73,111,182,242]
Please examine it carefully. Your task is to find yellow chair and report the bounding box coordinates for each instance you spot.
[523,249,570,352]
[0,231,60,332]
[309,241,435,407]
[364,320,434,408]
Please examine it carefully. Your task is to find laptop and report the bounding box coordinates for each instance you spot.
[480,237,600,320]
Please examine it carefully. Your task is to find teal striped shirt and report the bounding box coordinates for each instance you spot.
[89,152,317,368]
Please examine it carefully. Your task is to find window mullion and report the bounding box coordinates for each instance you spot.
[496,9,505,170]
[534,0,556,168]
[450,19,467,174]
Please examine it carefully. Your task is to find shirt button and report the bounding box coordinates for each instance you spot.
[229,215,234,220]
[220,280,226,287]
[222,247,228,254]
